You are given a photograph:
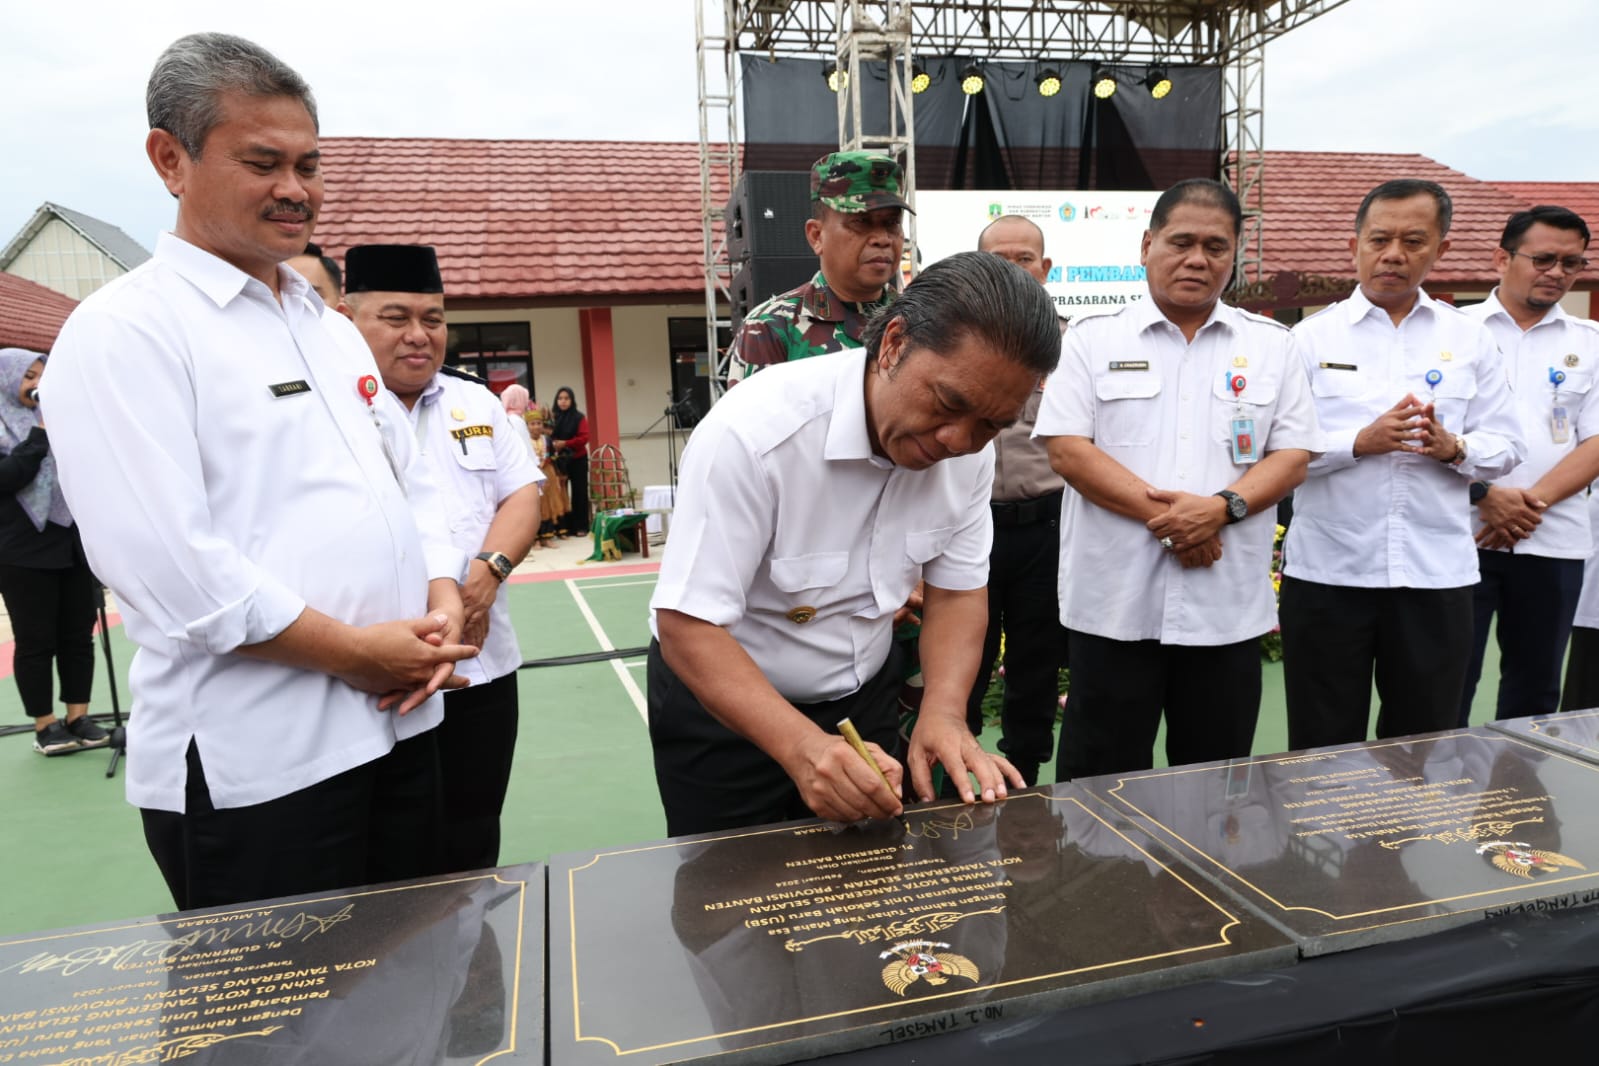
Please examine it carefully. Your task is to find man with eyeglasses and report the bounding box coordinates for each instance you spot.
[725,152,907,382]
[1455,206,1599,724]
[1281,179,1524,750]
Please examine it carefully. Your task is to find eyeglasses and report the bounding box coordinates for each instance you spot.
[1507,249,1591,273]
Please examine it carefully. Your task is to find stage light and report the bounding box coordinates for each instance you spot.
[1144,65,1172,99]
[1092,65,1117,99]
[911,63,931,94]
[823,62,848,92]
[960,63,984,95]
[1035,67,1062,97]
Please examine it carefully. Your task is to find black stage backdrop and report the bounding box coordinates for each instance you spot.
[740,55,1222,192]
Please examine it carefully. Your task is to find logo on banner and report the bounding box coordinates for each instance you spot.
[1058,202,1076,222]
[987,202,1003,219]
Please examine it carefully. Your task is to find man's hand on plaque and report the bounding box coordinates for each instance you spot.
[906,714,1023,805]
[784,733,904,824]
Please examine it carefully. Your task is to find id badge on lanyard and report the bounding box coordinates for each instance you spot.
[1550,368,1572,445]
[1226,371,1257,464]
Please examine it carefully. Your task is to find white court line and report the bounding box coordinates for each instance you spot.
[565,578,647,722]
[572,578,659,590]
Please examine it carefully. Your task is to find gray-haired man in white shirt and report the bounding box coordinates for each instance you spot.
[42,33,478,910]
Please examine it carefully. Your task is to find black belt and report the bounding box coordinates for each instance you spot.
[991,489,1064,527]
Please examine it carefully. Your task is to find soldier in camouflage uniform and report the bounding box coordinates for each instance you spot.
[726,151,912,382]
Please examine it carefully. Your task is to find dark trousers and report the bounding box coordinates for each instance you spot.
[0,562,97,718]
[1563,626,1599,712]
[1280,577,1473,750]
[438,671,520,872]
[1056,630,1261,782]
[963,493,1068,785]
[141,730,445,910]
[560,456,590,535]
[648,639,904,837]
[1458,551,1584,725]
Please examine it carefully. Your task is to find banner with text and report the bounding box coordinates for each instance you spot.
[914,190,1161,321]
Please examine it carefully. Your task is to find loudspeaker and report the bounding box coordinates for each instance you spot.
[730,255,819,330]
[726,171,813,262]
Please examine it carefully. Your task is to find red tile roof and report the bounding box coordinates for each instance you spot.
[311,140,1585,302]
[0,271,79,352]
[1488,182,1599,235]
[312,139,734,301]
[1259,151,1534,287]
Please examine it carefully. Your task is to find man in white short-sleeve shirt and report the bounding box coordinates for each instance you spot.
[648,252,1061,836]
[342,243,542,873]
[1457,206,1599,724]
[1282,179,1525,749]
[1035,179,1321,781]
[40,33,478,910]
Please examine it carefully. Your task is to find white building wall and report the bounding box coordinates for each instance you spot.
[446,303,703,491]
[6,218,125,299]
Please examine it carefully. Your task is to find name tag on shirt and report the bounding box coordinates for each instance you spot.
[1108,360,1149,371]
[1231,417,1258,464]
[1553,405,1572,445]
[1318,362,1358,372]
[268,379,312,398]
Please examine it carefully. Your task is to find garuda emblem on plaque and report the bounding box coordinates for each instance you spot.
[879,939,979,996]
[1476,840,1586,880]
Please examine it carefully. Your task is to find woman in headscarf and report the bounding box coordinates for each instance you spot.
[550,386,590,537]
[500,384,568,547]
[0,349,107,756]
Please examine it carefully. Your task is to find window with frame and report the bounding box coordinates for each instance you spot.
[447,321,533,397]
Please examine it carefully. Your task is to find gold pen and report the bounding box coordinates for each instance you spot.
[837,717,910,832]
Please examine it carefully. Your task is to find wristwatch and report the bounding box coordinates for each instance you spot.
[475,550,514,582]
[1444,434,1467,467]
[1469,481,1491,505]
[1214,490,1248,524]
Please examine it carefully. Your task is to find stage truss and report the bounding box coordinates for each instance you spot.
[698,0,1354,393]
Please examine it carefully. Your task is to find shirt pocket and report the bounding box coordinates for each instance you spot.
[769,551,850,593]
[1093,373,1162,447]
[1211,375,1280,450]
[1309,365,1379,428]
[447,429,499,530]
[1424,374,1476,430]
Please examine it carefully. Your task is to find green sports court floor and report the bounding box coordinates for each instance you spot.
[0,564,1511,940]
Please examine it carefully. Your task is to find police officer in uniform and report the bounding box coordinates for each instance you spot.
[725,151,909,382]
[343,244,542,872]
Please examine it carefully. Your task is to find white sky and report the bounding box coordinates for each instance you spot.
[3,0,1596,254]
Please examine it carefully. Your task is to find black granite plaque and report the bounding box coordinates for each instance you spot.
[0,865,544,1065]
[1489,708,1599,765]
[548,786,1293,1065]
[1081,729,1599,956]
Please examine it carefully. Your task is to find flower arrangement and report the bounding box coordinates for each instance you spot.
[1260,522,1286,662]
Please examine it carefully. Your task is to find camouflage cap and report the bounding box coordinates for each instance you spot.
[810,151,914,214]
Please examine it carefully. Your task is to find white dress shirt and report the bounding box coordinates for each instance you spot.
[1463,291,1599,559]
[649,348,993,703]
[1035,293,1323,645]
[42,233,466,813]
[1285,288,1526,589]
[404,369,541,684]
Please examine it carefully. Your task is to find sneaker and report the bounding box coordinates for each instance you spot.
[33,722,83,757]
[65,716,110,749]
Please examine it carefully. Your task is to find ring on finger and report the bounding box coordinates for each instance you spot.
[1160,536,1174,550]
